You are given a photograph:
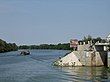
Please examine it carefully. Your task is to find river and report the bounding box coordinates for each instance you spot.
[0,50,110,82]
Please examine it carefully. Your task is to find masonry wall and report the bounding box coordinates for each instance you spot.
[108,52,110,67]
[75,51,106,66]
[54,44,108,67]
[95,52,107,66]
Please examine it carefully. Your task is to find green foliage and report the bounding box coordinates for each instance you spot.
[19,43,71,50]
[108,67,110,72]
[19,35,108,50]
[0,39,18,53]
[79,35,106,44]
[19,45,29,49]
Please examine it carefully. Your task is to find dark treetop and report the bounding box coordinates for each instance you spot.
[0,39,18,53]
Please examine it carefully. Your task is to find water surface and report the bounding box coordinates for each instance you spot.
[0,50,110,82]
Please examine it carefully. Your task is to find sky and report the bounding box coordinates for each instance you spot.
[0,0,110,45]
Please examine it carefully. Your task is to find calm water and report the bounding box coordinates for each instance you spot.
[0,50,110,82]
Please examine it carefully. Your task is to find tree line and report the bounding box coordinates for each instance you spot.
[0,39,18,53]
[19,35,108,50]
[79,35,106,44]
[19,43,71,50]
[0,35,109,52]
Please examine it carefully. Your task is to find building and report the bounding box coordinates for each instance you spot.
[54,41,110,67]
[70,39,78,51]
[106,33,110,43]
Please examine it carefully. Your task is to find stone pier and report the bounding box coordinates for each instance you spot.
[54,43,109,67]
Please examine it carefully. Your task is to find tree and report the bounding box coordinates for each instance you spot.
[0,39,18,53]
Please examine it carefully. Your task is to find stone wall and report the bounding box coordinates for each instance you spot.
[54,43,108,67]
[108,52,110,67]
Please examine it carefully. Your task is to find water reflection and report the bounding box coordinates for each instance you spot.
[58,66,110,82]
[0,50,110,82]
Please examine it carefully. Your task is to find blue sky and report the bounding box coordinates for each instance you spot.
[0,0,110,45]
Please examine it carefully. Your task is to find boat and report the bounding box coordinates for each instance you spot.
[20,50,30,56]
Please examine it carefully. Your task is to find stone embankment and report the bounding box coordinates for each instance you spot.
[54,43,109,67]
